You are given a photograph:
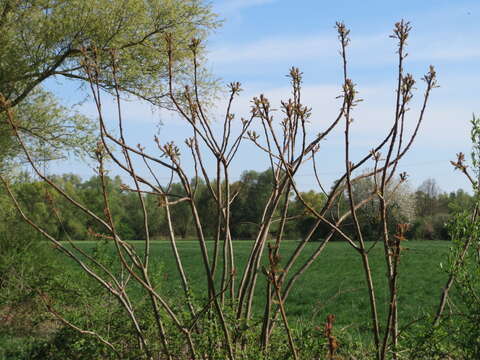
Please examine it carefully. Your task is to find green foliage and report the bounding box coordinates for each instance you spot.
[28,327,115,360]
[411,213,450,240]
[0,170,473,242]
[288,190,327,240]
[470,114,480,188]
[0,0,218,105]
[442,211,480,357]
[324,176,419,241]
[405,117,480,359]
[231,170,278,239]
[411,180,474,240]
[0,0,219,168]
[404,211,480,359]
[0,181,49,297]
[0,240,64,360]
[0,87,96,167]
[0,173,170,241]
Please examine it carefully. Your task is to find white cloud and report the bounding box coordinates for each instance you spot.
[206,81,472,192]
[64,79,474,193]
[409,36,480,62]
[209,32,396,66]
[212,79,473,148]
[210,29,480,68]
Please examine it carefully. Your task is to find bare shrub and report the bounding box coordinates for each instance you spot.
[0,21,437,360]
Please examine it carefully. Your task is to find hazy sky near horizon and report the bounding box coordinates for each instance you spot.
[46,0,480,193]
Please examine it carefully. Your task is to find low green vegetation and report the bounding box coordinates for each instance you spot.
[1,239,453,358]
[69,240,452,329]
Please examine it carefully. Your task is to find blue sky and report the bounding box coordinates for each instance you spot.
[47,0,480,193]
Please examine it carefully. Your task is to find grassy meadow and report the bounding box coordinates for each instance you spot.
[65,240,452,336]
[1,239,455,359]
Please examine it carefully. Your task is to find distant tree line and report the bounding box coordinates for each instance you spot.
[0,170,471,241]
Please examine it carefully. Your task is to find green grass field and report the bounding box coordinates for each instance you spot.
[69,240,452,336]
[1,239,455,358]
